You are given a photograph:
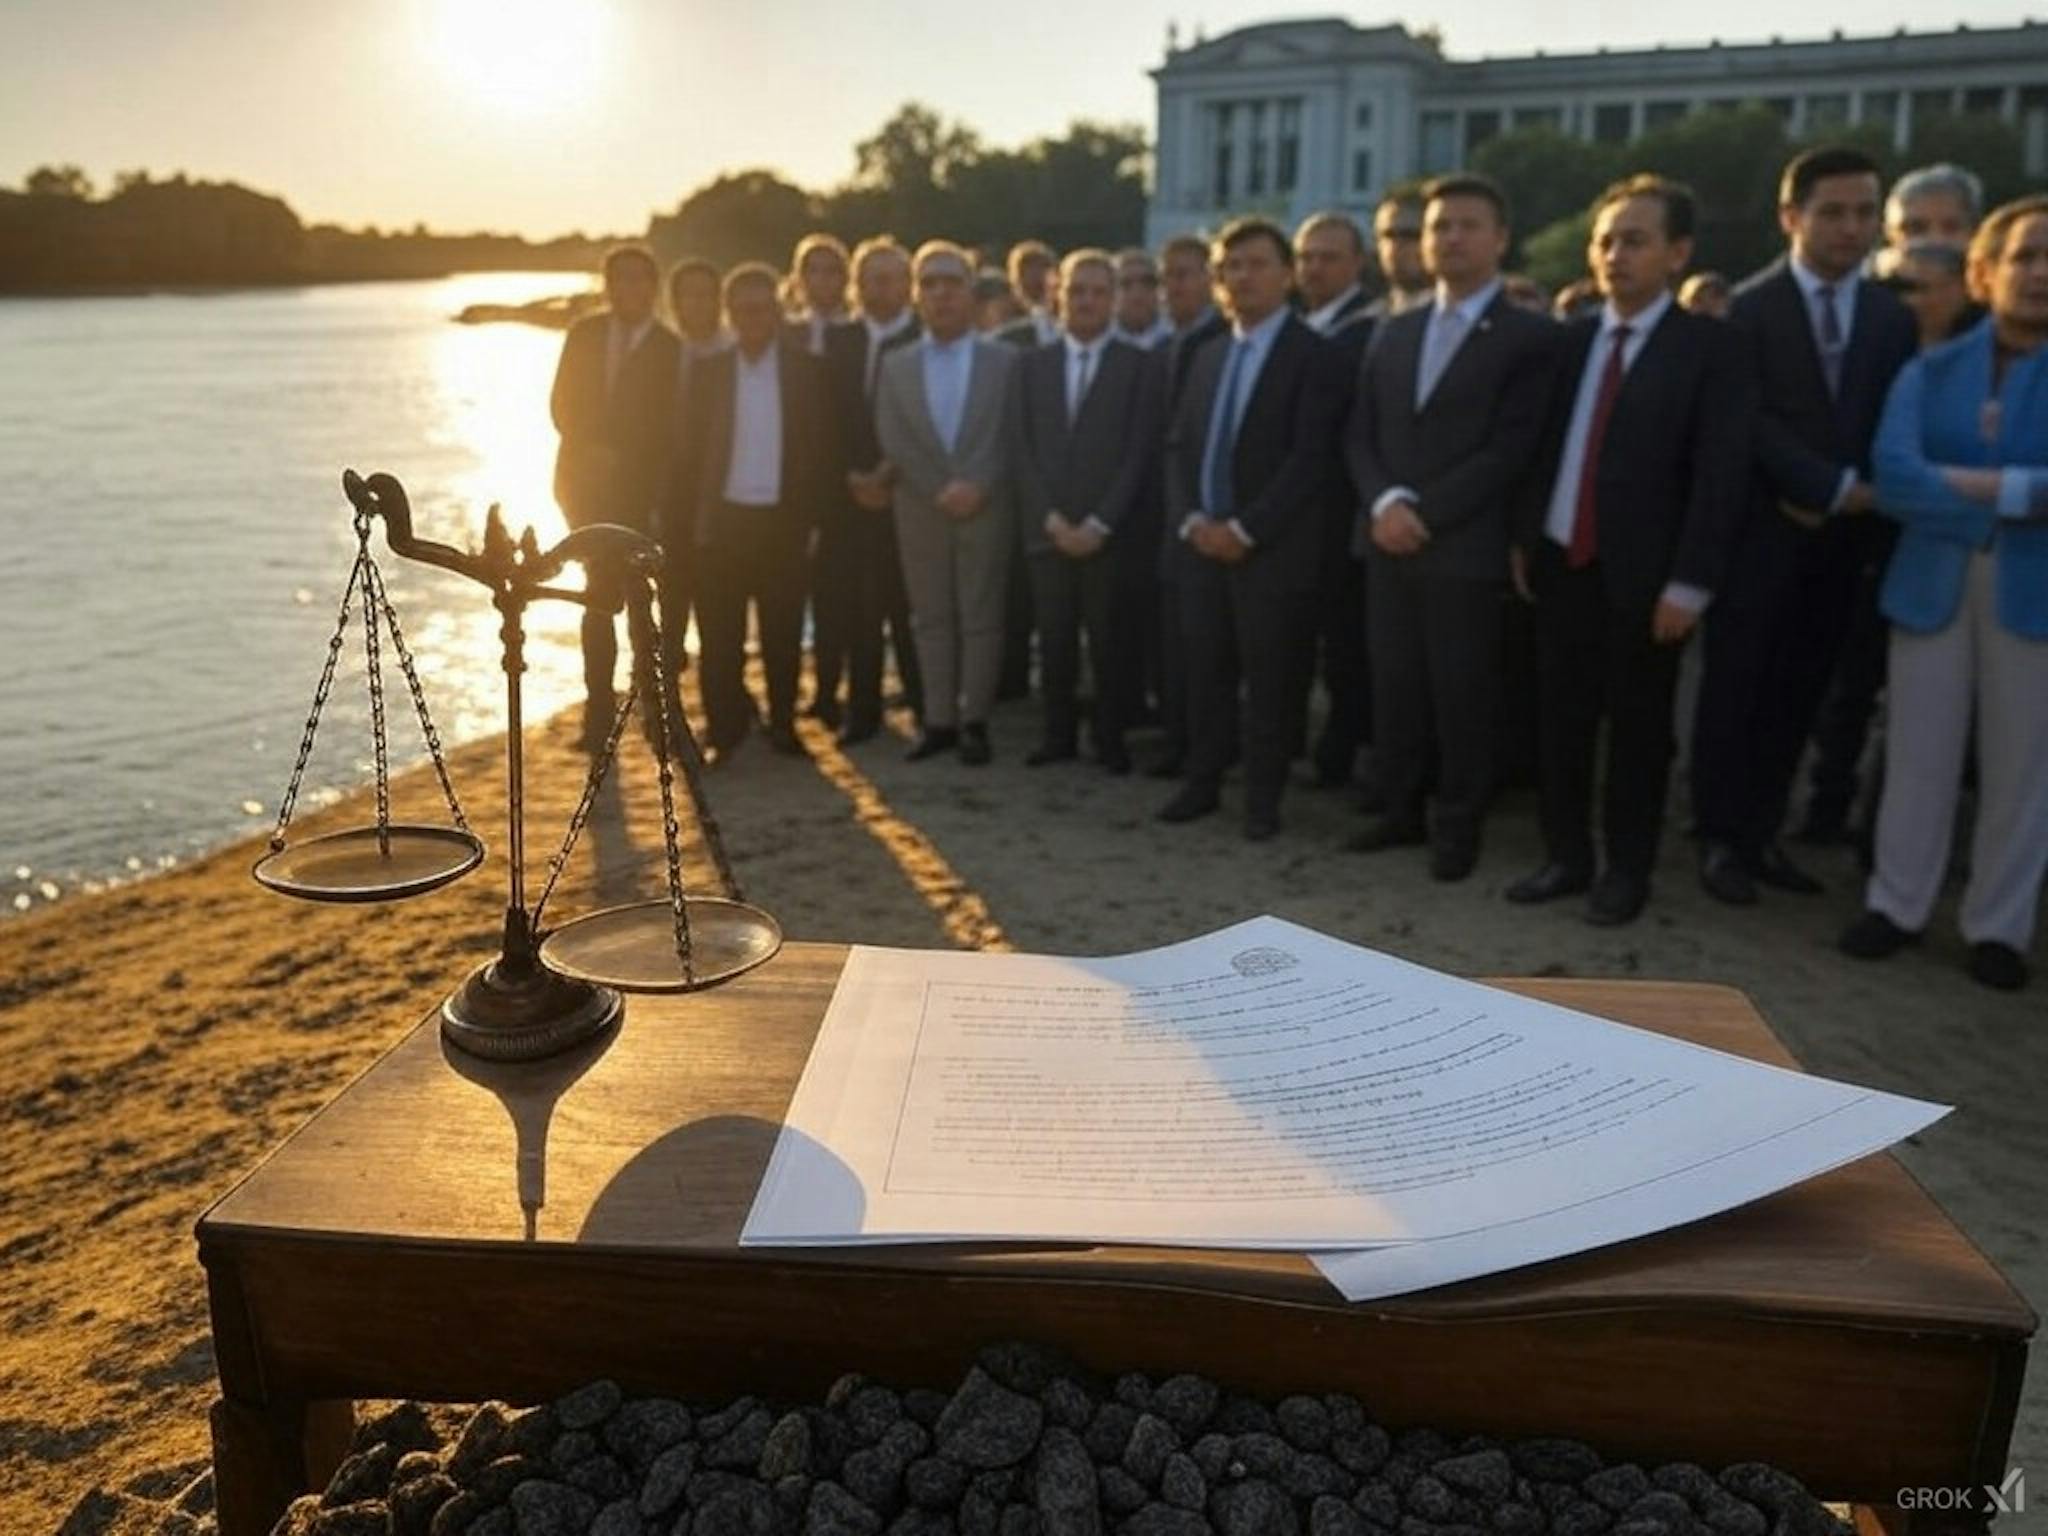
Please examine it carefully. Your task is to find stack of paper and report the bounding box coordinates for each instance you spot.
[740,917,1946,1300]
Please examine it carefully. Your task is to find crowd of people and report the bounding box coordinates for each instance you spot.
[548,148,2048,990]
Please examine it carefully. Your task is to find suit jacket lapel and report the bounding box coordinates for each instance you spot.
[899,344,947,466]
[1419,293,1505,415]
[1385,308,1427,424]
[959,339,1000,456]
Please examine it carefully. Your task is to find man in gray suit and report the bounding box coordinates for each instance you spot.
[1010,248,1164,772]
[875,241,1020,765]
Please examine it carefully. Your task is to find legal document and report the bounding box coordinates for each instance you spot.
[742,918,1946,1294]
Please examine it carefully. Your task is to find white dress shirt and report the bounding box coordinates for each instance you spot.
[922,332,976,454]
[722,343,783,506]
[1304,284,1364,336]
[1788,255,1861,512]
[1053,331,1115,538]
[1537,291,1710,613]
[1370,277,1503,521]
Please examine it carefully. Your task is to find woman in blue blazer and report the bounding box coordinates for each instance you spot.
[1841,195,2048,991]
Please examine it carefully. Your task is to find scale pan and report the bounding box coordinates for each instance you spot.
[252,825,485,903]
[540,897,783,993]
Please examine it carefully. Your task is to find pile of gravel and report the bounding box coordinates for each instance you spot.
[272,1343,1850,1536]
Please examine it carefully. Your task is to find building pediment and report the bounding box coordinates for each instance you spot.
[1157,17,1438,76]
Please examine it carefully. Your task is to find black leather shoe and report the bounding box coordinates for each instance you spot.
[1839,910,1919,960]
[1344,817,1426,854]
[1098,743,1132,776]
[1244,811,1281,842]
[905,727,958,762]
[1505,862,1592,905]
[1430,838,1479,883]
[1699,842,1758,906]
[1157,785,1220,824]
[836,717,880,747]
[1968,941,2029,991]
[1145,752,1185,780]
[1751,842,1824,894]
[768,722,806,756]
[958,723,992,766]
[1025,742,1077,767]
[1585,870,1649,927]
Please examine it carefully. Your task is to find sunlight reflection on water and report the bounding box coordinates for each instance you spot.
[0,272,622,905]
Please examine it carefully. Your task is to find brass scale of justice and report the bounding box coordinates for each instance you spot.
[249,469,782,1061]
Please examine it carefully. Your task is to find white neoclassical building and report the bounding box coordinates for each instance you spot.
[1145,16,2048,245]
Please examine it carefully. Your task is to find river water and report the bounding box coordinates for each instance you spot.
[0,273,608,914]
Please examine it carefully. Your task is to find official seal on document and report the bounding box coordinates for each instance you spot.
[1230,946,1299,977]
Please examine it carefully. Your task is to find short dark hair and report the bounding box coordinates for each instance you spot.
[666,257,720,293]
[1424,173,1511,228]
[1592,174,1698,242]
[1160,232,1211,267]
[1213,216,1293,266]
[721,261,780,305]
[1780,146,1882,209]
[1295,210,1367,257]
[602,244,659,284]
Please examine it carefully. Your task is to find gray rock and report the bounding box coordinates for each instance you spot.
[1377,1456,1419,1495]
[1151,1377,1219,1439]
[1210,1400,1273,1437]
[774,1474,814,1527]
[957,1483,1004,1536]
[977,1343,1065,1396]
[883,1421,932,1463]
[1434,1451,1512,1505]
[907,1457,969,1509]
[969,1470,1020,1506]
[1650,1465,1715,1507]
[1122,1505,1211,1536]
[392,1452,443,1490]
[694,1484,776,1536]
[841,1445,908,1514]
[428,1490,485,1536]
[1188,1436,1230,1483]
[1031,1427,1099,1536]
[469,1512,515,1536]
[761,1414,816,1482]
[1696,1492,1765,1536]
[1351,1482,1401,1529]
[1277,1454,1351,1502]
[1210,1480,1298,1536]
[849,1387,905,1445]
[354,1402,445,1458]
[1553,1502,1614,1536]
[1330,1426,1390,1479]
[1113,1375,1154,1414]
[591,1501,645,1536]
[1396,1431,1453,1465]
[1159,1453,1205,1512]
[555,1384,624,1434]
[1275,1397,1331,1453]
[639,1445,698,1520]
[687,1472,763,1510]
[606,1402,693,1473]
[1099,1467,1147,1516]
[449,1406,516,1483]
[1512,1441,1602,1485]
[1039,1379,1093,1433]
[1122,1415,1180,1487]
[509,1479,599,1535]
[506,1408,560,1462]
[884,1512,955,1536]
[1405,1474,1481,1525]
[806,1481,882,1536]
[1492,1503,1545,1536]
[472,1454,544,1505]
[826,1377,868,1412]
[997,1510,1041,1536]
[935,1370,1043,1470]
[1624,1492,1699,1531]
[324,1443,400,1505]
[309,1504,393,1536]
[904,1391,952,1431]
[1310,1494,1373,1536]
[564,1456,631,1502]
[553,1434,601,1473]
[1226,1434,1290,1480]
[1079,1405,1136,1466]
[704,1410,775,1472]
[392,1471,458,1536]
[1586,1467,1651,1514]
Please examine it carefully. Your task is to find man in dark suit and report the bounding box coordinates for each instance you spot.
[1507,176,1753,925]
[1148,234,1229,780]
[668,263,836,758]
[1690,146,1918,904]
[819,238,923,745]
[1010,249,1164,772]
[1344,173,1559,880]
[1157,217,1346,840]
[1291,211,1375,790]
[549,245,681,747]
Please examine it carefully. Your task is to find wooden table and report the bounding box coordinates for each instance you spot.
[196,944,2033,1536]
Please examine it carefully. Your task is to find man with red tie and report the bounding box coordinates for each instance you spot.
[1507,176,1753,923]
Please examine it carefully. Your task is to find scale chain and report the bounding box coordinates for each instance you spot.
[269,551,367,852]
[527,680,637,935]
[367,559,471,834]
[360,540,392,856]
[643,592,695,983]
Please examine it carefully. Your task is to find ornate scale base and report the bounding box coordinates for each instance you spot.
[440,958,624,1062]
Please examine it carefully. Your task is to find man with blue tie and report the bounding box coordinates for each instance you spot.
[1157,217,1346,840]
[1690,147,1918,905]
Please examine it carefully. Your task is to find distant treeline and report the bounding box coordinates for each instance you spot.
[0,167,613,292]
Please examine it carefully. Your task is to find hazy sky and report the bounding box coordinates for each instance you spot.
[3,0,2039,238]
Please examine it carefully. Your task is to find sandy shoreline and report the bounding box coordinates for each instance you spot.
[2,693,2040,1531]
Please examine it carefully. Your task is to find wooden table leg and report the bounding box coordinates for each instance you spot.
[209,1396,355,1536]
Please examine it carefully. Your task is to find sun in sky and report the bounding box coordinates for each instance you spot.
[425,0,608,116]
